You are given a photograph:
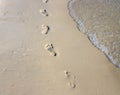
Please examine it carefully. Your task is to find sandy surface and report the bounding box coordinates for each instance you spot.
[0,0,120,95]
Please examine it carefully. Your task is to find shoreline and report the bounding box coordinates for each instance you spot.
[68,0,120,68]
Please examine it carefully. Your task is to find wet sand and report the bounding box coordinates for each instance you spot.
[0,0,120,95]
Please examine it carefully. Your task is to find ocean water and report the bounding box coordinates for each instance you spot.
[68,0,120,67]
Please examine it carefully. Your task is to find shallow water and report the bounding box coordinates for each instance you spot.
[68,0,120,67]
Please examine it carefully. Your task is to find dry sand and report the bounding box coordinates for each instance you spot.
[0,0,120,95]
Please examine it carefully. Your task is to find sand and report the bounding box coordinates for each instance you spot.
[0,0,120,95]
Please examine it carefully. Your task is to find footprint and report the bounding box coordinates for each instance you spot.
[39,9,48,16]
[41,24,49,34]
[44,43,57,56]
[64,70,76,88]
[42,0,48,3]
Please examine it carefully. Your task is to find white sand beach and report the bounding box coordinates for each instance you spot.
[0,0,120,95]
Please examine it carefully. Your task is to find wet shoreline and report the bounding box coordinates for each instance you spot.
[68,0,120,68]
